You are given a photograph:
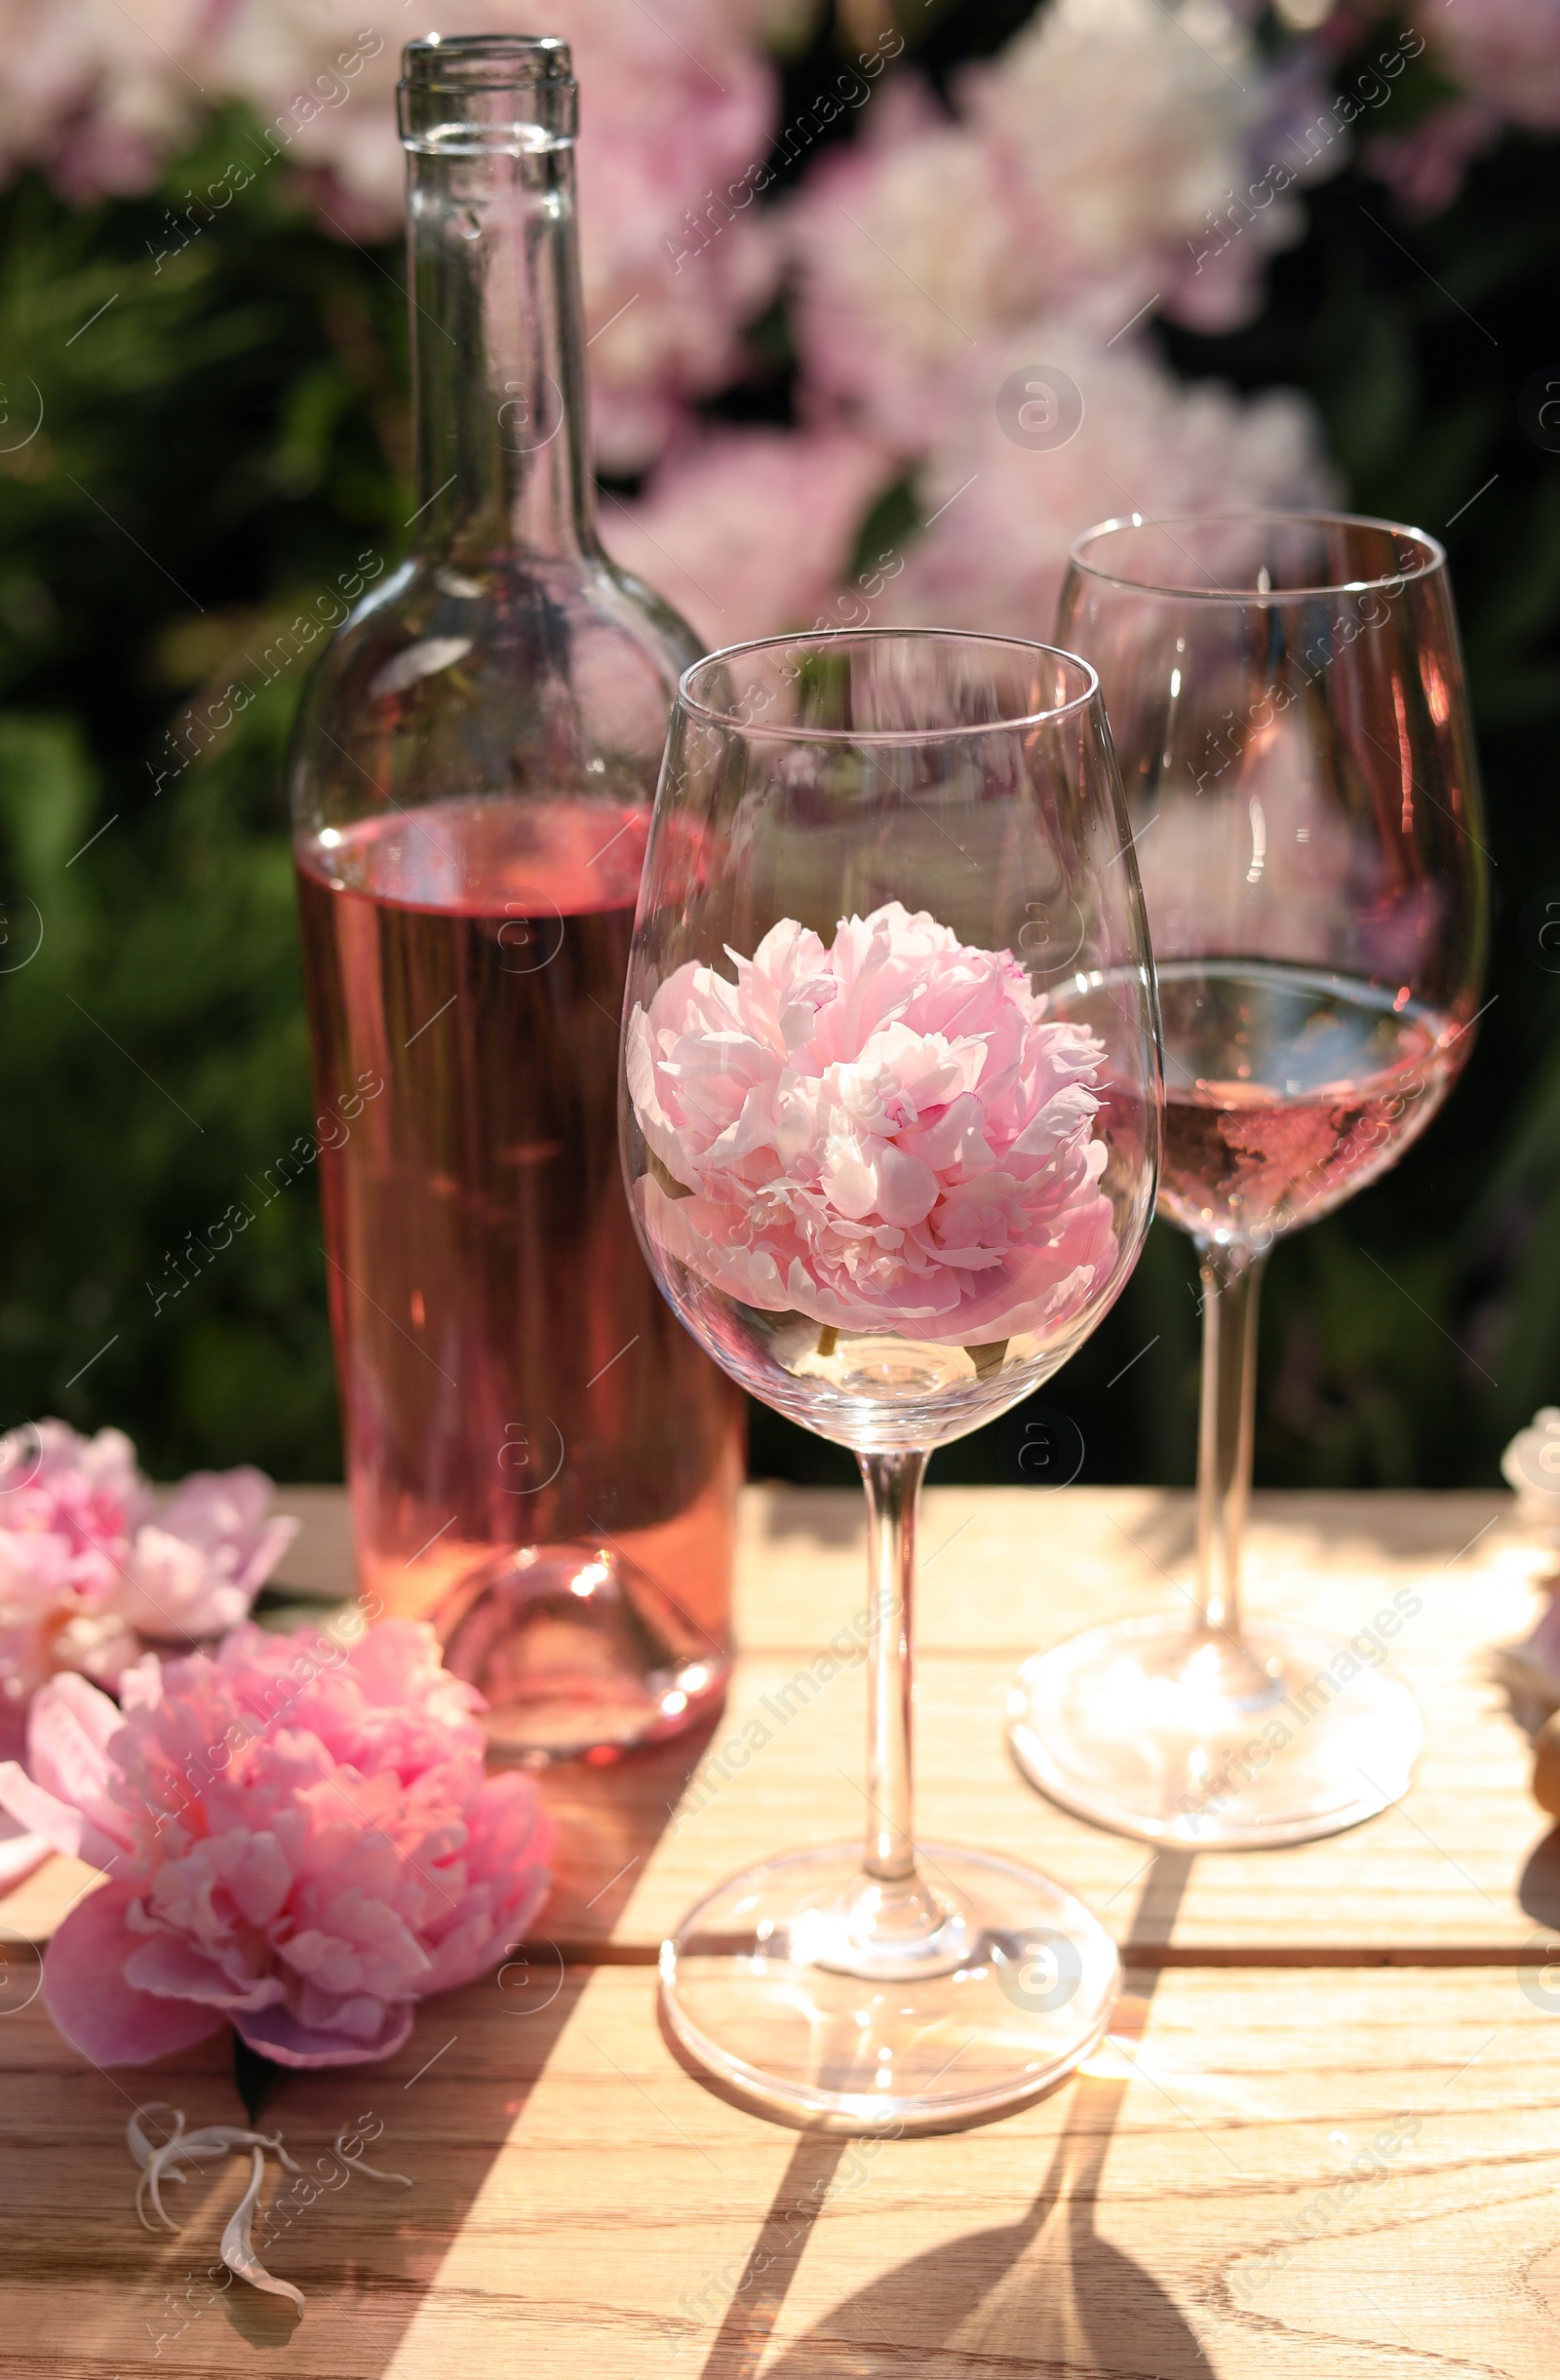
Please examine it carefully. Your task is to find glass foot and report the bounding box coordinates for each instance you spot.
[659,1841,1120,2134]
[1009,1613,1423,1849]
[434,1541,727,1761]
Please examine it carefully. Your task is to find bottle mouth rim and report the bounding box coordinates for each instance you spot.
[402,33,575,90]
[400,35,577,150]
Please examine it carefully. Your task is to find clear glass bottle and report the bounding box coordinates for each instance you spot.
[288,33,744,1758]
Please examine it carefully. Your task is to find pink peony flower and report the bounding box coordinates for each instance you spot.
[1352,0,1560,211]
[212,0,786,472]
[1364,100,1504,216]
[0,0,786,473]
[0,0,211,199]
[786,0,1289,448]
[1429,0,1560,135]
[872,320,1334,646]
[0,1423,298,1755]
[602,426,892,648]
[627,901,1117,1342]
[0,1619,554,2067]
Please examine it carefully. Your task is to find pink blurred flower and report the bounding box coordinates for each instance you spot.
[1431,0,1560,134]
[1159,46,1343,333]
[628,901,1116,1342]
[115,1467,300,1641]
[0,1619,554,2067]
[602,425,890,647]
[1351,0,1560,211]
[0,0,212,199]
[1364,100,1504,215]
[0,0,786,471]
[963,0,1270,307]
[0,1422,298,1760]
[212,0,787,471]
[560,7,785,471]
[880,322,1336,644]
[786,80,1037,452]
[788,0,1283,448]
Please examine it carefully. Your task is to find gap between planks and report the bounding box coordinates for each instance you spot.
[515,1935,1558,1970]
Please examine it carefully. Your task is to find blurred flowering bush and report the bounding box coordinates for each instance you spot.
[0,0,1556,1490]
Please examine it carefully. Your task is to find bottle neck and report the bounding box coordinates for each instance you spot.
[406,137,596,561]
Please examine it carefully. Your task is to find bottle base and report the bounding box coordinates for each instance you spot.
[434,1540,728,1762]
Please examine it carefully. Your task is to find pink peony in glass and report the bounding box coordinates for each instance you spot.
[627,900,1116,1346]
[618,631,1161,2133]
[0,1618,553,2067]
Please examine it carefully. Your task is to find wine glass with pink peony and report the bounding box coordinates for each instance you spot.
[619,628,1161,2131]
[1008,512,1489,1848]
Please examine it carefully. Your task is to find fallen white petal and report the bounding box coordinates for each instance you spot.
[220,2147,303,2313]
[128,2108,301,2232]
[333,2128,411,2187]
[127,2102,183,2171]
[141,2132,232,2232]
[181,2124,301,2174]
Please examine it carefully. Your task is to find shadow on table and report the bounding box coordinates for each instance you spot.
[20,1714,722,2372]
[697,1850,1217,2380]
[1518,1821,1560,1929]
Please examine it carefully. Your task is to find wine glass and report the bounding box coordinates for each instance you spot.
[619,628,1160,2132]
[1009,512,1489,1848]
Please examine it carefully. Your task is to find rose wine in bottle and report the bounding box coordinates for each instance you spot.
[288,36,743,1757]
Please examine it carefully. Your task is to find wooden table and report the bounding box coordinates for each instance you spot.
[3,1485,1558,2378]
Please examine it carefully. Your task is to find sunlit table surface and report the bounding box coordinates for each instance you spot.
[3,1482,1557,2379]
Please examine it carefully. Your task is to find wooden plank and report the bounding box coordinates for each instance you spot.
[265,1485,359,1605]
[588,1570,1556,1960]
[0,1960,1553,2378]
[11,1487,1555,1959]
[729,1483,1530,1657]
[268,1480,1533,1656]
[13,1626,1550,1962]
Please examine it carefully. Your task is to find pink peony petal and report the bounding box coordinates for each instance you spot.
[155,1467,272,1554]
[0,1759,121,1869]
[234,1996,414,2070]
[27,1671,136,1852]
[0,1813,49,1890]
[44,1883,226,2066]
[230,1511,299,1601]
[123,1931,287,2012]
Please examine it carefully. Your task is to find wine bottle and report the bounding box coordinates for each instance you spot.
[289,34,743,1758]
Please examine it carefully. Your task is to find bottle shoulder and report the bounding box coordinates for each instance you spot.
[289,548,703,833]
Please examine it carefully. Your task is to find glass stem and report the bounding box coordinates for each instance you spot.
[859,1449,926,1883]
[1192,1243,1268,1645]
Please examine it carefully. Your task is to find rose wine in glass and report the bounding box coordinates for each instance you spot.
[621,629,1162,2131]
[1009,511,1489,1847]
[1156,961,1462,1243]
[288,39,743,1756]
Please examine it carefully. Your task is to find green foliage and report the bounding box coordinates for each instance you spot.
[1146,43,1560,1493]
[0,31,1557,1493]
[0,116,408,1475]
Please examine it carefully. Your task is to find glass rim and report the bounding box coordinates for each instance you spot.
[1067,509,1447,605]
[676,628,1102,743]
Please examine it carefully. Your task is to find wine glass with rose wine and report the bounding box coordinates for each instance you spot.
[619,629,1161,2131]
[1008,513,1489,1848]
